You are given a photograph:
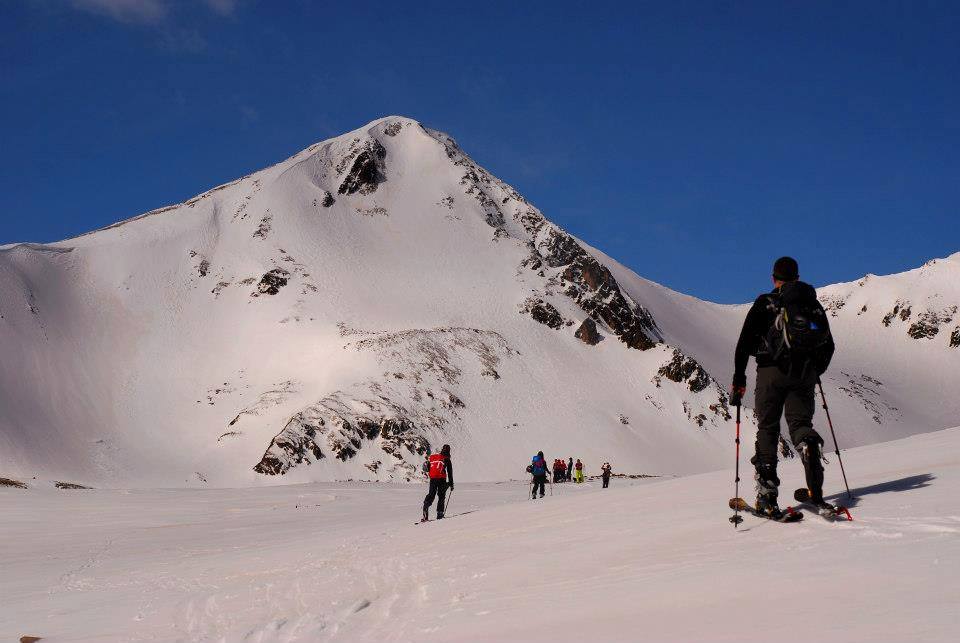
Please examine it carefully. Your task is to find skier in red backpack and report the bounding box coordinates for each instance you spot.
[422,444,454,522]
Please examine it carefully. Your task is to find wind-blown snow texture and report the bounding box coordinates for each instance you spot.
[2,428,958,641]
[1,116,958,487]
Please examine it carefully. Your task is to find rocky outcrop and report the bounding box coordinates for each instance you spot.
[575,318,601,345]
[521,297,563,329]
[530,228,660,350]
[907,307,956,340]
[320,191,335,207]
[951,327,960,348]
[882,300,912,327]
[253,327,516,480]
[657,348,712,393]
[338,141,386,195]
[253,268,289,296]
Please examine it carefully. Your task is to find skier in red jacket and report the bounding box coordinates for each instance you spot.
[422,444,454,522]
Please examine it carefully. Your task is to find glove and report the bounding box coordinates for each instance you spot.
[729,384,746,407]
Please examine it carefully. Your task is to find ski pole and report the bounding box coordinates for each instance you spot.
[729,403,743,528]
[445,489,453,515]
[817,378,853,501]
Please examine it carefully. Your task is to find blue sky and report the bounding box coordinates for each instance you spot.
[2,1,958,302]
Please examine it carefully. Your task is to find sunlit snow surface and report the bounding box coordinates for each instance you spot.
[3,428,957,642]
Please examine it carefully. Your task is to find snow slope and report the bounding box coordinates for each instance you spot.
[0,116,957,486]
[2,427,957,642]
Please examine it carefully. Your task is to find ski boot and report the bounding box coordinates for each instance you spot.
[754,464,784,519]
[798,438,832,515]
[421,508,429,523]
[794,487,841,518]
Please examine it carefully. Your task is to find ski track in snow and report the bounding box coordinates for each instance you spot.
[2,428,958,642]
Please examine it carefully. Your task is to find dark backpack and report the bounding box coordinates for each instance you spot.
[763,281,831,365]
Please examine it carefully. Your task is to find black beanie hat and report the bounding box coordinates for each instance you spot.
[441,444,451,456]
[773,256,799,281]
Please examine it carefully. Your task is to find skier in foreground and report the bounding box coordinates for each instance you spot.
[731,256,836,519]
[422,444,454,521]
[530,451,548,499]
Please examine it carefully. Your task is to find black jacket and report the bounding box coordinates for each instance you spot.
[733,281,834,387]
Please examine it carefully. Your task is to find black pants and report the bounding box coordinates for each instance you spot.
[602,475,610,488]
[532,475,546,497]
[423,478,448,515]
[753,366,823,469]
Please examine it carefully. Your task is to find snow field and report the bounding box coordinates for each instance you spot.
[2,427,957,642]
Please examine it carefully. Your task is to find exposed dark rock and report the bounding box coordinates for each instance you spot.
[1,477,27,489]
[907,307,955,340]
[521,298,563,329]
[253,213,272,239]
[198,259,210,277]
[254,418,325,475]
[575,318,601,345]
[383,121,403,136]
[908,313,941,339]
[658,348,712,393]
[535,228,659,350]
[951,327,960,348]
[321,191,335,207]
[254,268,289,296]
[619,414,629,425]
[55,481,91,490]
[821,296,846,317]
[254,328,512,479]
[338,141,386,195]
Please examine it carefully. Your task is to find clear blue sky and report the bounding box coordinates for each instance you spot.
[2,1,958,302]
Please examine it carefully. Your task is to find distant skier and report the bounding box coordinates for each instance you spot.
[567,457,574,481]
[731,256,835,518]
[422,444,454,521]
[573,458,584,483]
[530,451,548,499]
[601,462,612,488]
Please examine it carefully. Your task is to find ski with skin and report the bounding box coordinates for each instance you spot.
[728,497,804,523]
[793,488,853,521]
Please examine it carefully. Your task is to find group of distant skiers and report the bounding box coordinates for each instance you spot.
[422,256,843,523]
[548,457,582,483]
[420,445,615,520]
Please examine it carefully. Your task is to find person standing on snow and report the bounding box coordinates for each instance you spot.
[530,451,549,499]
[731,256,836,518]
[422,444,454,521]
[567,457,574,482]
[573,458,584,483]
[601,462,612,488]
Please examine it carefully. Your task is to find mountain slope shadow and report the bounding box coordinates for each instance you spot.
[828,473,934,507]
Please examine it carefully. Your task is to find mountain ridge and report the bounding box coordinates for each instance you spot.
[1,116,957,487]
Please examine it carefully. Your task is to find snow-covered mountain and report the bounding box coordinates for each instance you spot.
[1,116,957,487]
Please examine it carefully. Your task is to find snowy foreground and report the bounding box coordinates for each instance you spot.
[3,429,958,642]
